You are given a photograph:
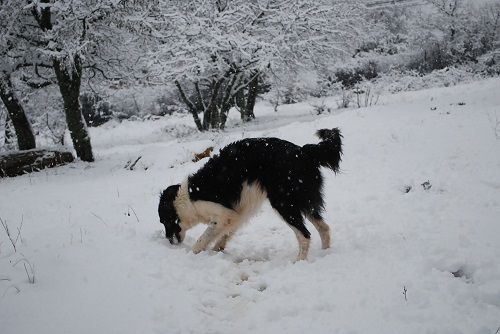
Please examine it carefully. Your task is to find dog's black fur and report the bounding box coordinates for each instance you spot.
[159,128,342,247]
[158,184,182,243]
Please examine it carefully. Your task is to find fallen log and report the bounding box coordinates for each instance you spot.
[0,149,75,178]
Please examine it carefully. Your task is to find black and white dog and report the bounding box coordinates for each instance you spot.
[158,128,342,261]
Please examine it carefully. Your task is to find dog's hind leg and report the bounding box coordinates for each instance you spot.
[271,204,311,261]
[307,212,331,249]
[291,226,311,261]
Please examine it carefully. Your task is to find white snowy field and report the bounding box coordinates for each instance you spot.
[1,77,500,334]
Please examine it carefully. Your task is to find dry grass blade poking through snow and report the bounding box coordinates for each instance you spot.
[353,85,380,108]
[13,257,35,284]
[488,111,500,139]
[0,216,23,253]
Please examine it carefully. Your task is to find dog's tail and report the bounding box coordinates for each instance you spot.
[302,128,343,173]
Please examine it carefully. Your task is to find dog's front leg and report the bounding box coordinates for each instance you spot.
[212,231,233,252]
[192,222,222,254]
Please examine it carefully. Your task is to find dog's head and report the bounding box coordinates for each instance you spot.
[158,184,183,244]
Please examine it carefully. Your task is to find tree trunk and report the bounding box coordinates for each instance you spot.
[241,72,259,122]
[175,81,203,131]
[0,73,36,150]
[218,73,242,129]
[31,0,92,161]
[235,88,246,114]
[52,56,94,162]
[0,149,74,177]
[176,74,244,132]
[203,79,224,130]
[4,114,15,149]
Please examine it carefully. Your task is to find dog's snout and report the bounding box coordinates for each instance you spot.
[175,232,182,244]
[167,234,182,245]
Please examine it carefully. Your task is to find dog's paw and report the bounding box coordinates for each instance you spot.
[212,245,225,252]
[192,243,205,254]
[293,257,308,263]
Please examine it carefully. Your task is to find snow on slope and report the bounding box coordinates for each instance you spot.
[1,78,500,334]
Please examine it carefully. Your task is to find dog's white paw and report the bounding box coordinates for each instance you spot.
[192,243,205,254]
[192,247,202,254]
[294,256,308,263]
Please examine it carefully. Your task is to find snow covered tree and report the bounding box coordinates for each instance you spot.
[148,0,363,130]
[0,73,37,151]
[0,2,37,150]
[28,0,102,161]
[25,0,158,161]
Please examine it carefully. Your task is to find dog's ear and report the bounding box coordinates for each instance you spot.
[159,184,181,219]
[160,184,181,202]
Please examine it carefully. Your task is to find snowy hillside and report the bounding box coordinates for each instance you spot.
[1,78,500,334]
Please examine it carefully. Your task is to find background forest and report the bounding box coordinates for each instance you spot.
[1,0,499,158]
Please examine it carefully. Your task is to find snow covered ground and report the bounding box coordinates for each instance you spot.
[1,77,500,334]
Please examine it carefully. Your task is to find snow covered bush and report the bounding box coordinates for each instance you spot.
[334,61,380,89]
[372,66,485,94]
[355,4,411,57]
[409,0,500,73]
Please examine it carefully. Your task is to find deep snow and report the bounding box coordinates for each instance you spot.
[1,77,500,334]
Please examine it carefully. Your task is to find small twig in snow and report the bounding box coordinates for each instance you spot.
[129,156,142,170]
[23,263,35,284]
[128,205,140,223]
[493,113,500,140]
[15,216,24,246]
[402,286,408,302]
[2,285,21,298]
[90,212,108,226]
[487,111,500,140]
[13,257,35,284]
[124,156,142,170]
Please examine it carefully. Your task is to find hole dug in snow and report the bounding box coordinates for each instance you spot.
[402,180,446,194]
[233,270,268,292]
[421,180,432,190]
[450,267,473,283]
